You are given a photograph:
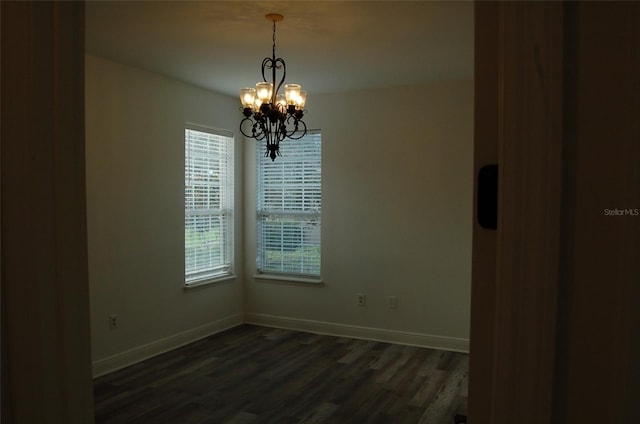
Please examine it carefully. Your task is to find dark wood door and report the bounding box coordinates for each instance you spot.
[469,2,639,423]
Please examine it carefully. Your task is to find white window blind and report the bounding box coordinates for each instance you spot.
[185,125,234,285]
[256,132,321,277]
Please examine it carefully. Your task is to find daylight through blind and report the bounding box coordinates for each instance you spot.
[185,126,234,284]
[256,132,321,277]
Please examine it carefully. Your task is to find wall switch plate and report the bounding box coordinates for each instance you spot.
[109,314,118,330]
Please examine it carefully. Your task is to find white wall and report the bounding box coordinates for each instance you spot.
[86,53,473,374]
[85,55,244,375]
[244,81,474,349]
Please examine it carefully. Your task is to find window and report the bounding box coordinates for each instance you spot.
[256,131,322,278]
[184,125,234,285]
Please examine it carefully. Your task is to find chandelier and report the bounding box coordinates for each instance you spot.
[239,13,308,161]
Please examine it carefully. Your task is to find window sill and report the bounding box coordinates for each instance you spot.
[254,273,323,285]
[184,274,236,289]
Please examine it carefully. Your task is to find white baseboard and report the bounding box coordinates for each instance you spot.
[92,314,243,378]
[93,313,469,378]
[244,313,469,353]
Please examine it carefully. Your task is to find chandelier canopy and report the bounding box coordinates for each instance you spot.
[239,13,308,161]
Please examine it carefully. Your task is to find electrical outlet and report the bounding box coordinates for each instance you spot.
[389,296,398,310]
[109,314,118,330]
[357,293,366,306]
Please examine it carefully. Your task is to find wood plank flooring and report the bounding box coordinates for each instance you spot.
[94,325,468,424]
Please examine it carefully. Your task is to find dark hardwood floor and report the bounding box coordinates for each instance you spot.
[94,324,468,423]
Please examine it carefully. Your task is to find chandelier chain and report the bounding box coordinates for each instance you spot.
[272,20,277,61]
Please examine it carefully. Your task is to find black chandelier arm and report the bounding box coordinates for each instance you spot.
[239,116,255,138]
[261,57,281,78]
[285,115,307,140]
[261,57,287,104]
[241,106,307,139]
[240,116,267,140]
[272,58,286,100]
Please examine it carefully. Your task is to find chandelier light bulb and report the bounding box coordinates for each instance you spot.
[239,87,257,109]
[297,90,307,109]
[285,83,301,105]
[255,82,273,103]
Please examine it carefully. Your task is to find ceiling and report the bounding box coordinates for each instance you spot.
[85,1,474,98]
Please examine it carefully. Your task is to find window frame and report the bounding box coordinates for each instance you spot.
[184,123,235,287]
[255,130,322,283]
